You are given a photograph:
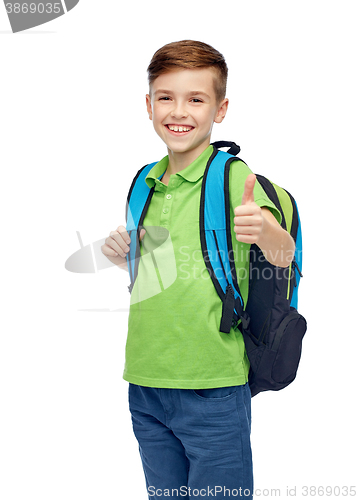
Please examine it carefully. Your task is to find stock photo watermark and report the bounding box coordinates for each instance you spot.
[3,0,79,32]
[147,485,357,497]
[65,227,301,313]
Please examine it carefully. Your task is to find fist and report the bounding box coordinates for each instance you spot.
[101,225,146,269]
[233,174,264,244]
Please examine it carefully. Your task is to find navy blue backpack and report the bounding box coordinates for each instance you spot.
[125,141,307,397]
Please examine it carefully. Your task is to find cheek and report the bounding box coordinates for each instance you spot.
[152,107,168,124]
[196,109,217,127]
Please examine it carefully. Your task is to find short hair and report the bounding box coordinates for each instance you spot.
[147,40,228,103]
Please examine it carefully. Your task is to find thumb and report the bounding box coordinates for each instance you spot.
[139,228,146,241]
[241,174,256,205]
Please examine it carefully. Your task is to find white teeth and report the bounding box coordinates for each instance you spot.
[168,125,192,132]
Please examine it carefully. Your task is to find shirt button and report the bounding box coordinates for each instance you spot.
[166,194,172,199]
[163,208,169,214]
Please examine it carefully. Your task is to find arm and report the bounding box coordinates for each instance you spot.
[233,174,295,268]
[257,207,295,267]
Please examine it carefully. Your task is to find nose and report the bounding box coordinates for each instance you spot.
[170,100,188,119]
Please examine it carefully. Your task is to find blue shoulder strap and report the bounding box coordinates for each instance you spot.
[125,161,159,290]
[291,202,303,309]
[200,147,249,333]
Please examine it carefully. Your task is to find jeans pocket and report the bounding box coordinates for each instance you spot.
[192,386,237,400]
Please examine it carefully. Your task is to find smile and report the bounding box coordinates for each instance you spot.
[165,124,194,133]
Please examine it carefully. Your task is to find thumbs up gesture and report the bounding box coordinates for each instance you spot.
[233,174,264,244]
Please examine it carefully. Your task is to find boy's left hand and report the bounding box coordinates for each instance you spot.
[233,174,264,244]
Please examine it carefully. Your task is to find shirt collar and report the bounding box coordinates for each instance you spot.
[145,145,214,188]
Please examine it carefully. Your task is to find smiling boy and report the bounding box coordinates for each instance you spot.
[146,67,227,175]
[102,40,294,500]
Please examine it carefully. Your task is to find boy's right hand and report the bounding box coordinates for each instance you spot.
[101,225,146,270]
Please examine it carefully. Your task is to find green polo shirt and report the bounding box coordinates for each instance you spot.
[123,145,281,389]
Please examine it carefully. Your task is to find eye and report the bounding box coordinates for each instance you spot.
[190,98,203,103]
[158,96,171,101]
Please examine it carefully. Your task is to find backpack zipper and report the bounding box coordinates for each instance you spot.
[286,258,303,301]
[292,259,303,277]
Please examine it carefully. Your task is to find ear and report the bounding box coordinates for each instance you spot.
[146,94,153,120]
[214,98,229,124]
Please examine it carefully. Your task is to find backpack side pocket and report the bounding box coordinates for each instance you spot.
[271,308,307,385]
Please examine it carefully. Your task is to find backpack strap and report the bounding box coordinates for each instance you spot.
[200,144,250,333]
[125,161,159,292]
[255,175,287,231]
[283,191,303,309]
[210,140,241,156]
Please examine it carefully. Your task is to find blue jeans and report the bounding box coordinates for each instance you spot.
[128,383,253,500]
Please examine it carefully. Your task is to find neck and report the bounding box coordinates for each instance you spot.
[166,141,210,176]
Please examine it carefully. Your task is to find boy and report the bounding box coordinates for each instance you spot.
[101,40,294,500]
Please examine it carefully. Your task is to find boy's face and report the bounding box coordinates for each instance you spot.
[146,68,228,163]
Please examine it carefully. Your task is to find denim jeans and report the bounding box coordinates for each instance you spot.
[128,383,253,500]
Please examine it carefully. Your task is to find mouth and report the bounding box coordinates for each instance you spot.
[165,124,194,135]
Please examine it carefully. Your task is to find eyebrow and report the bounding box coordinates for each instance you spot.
[153,89,211,99]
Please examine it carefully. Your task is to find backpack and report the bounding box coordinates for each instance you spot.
[125,141,307,397]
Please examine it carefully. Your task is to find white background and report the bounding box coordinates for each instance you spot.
[1,1,357,499]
